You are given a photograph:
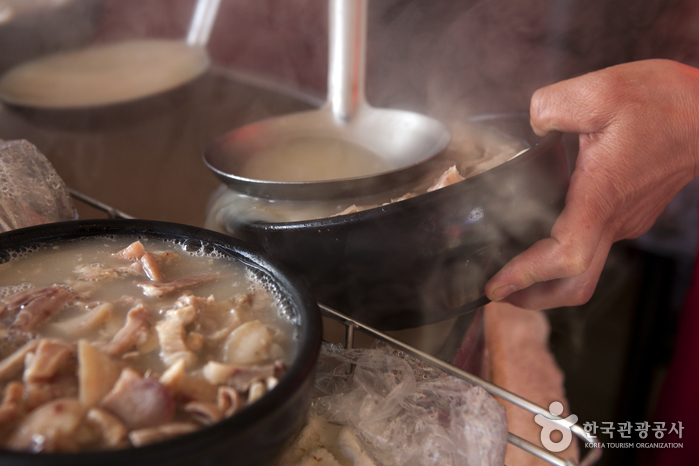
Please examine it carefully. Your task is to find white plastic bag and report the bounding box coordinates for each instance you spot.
[303,342,508,466]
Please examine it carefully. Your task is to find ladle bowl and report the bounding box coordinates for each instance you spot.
[203,104,451,200]
[0,0,220,110]
[203,0,451,200]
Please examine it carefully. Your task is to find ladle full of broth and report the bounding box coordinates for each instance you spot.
[0,0,221,109]
[203,0,452,201]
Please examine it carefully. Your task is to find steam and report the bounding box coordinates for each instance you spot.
[0,0,692,352]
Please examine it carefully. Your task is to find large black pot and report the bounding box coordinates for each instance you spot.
[223,114,571,330]
[0,219,322,466]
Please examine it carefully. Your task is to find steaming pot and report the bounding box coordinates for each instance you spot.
[209,114,571,330]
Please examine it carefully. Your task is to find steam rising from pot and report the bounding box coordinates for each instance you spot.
[0,0,685,341]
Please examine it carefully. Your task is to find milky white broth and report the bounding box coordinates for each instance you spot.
[0,235,298,452]
[0,236,298,369]
[0,39,209,108]
[239,137,391,182]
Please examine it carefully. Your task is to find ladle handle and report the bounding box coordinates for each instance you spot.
[186,0,222,47]
[326,0,367,123]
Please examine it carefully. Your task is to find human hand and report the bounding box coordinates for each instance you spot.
[484,59,699,309]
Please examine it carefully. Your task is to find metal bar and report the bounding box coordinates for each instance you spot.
[186,0,221,47]
[319,304,603,466]
[68,188,134,219]
[344,322,356,350]
[326,0,367,122]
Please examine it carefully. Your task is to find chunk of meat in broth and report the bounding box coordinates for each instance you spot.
[156,292,252,355]
[78,340,121,407]
[183,401,222,426]
[217,385,242,418]
[23,375,79,412]
[22,339,74,384]
[181,294,240,344]
[100,368,175,430]
[331,165,467,216]
[202,360,283,391]
[247,380,267,404]
[1,340,77,412]
[155,302,198,368]
[140,252,162,281]
[5,398,87,453]
[86,407,129,449]
[128,422,199,448]
[113,241,146,261]
[73,262,145,282]
[160,359,217,403]
[333,204,358,216]
[47,302,114,339]
[203,361,282,407]
[136,274,217,298]
[201,287,277,344]
[427,165,465,192]
[0,339,40,383]
[1,285,73,334]
[223,320,284,366]
[389,192,417,203]
[112,241,174,282]
[101,303,151,357]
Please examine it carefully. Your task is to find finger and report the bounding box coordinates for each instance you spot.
[530,71,617,136]
[485,167,614,302]
[500,234,612,310]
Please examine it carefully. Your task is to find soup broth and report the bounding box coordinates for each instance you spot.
[0,235,296,452]
[0,40,209,108]
[239,137,391,182]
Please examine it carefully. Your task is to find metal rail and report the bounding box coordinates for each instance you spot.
[319,304,602,466]
[321,306,603,466]
[70,190,602,466]
[68,188,134,220]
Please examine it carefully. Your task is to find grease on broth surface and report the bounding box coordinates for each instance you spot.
[0,236,296,452]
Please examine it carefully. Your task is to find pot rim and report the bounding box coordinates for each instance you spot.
[233,128,563,231]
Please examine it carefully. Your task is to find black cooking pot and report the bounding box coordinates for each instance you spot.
[0,219,322,466]
[224,114,571,330]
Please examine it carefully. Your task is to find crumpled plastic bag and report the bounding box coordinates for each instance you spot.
[283,342,508,466]
[0,139,77,232]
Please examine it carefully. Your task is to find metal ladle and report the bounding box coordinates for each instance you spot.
[0,0,221,109]
[203,0,451,201]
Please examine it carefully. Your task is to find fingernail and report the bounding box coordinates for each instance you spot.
[491,284,519,302]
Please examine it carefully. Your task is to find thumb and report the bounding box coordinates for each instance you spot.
[530,73,614,137]
[485,168,613,303]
